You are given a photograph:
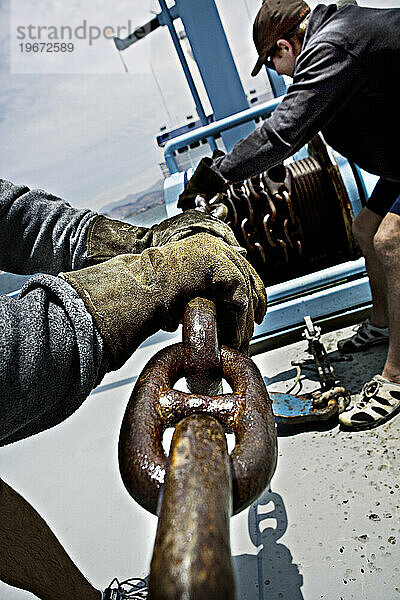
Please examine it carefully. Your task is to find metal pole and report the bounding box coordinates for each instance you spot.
[163,96,283,173]
[174,0,254,151]
[158,0,217,155]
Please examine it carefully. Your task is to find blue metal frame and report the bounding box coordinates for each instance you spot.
[164,96,283,174]
[253,260,371,348]
[173,0,254,151]
[157,0,217,154]
[265,66,287,98]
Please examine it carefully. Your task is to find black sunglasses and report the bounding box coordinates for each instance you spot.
[263,45,278,70]
[263,27,297,70]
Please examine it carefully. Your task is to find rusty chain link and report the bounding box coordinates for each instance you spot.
[118,297,277,516]
[118,297,277,599]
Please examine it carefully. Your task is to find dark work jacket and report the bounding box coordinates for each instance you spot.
[216,4,400,183]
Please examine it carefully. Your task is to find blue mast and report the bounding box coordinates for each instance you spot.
[114,1,287,153]
[157,0,218,154]
[171,0,254,151]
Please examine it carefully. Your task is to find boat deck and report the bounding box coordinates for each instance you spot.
[1,324,399,599]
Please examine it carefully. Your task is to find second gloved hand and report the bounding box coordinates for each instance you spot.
[61,232,267,369]
[177,157,227,211]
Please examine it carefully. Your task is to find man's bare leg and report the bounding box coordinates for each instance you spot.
[353,206,388,327]
[0,478,101,600]
[339,209,400,428]
[373,212,400,383]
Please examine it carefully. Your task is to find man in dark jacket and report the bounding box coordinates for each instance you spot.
[180,0,400,430]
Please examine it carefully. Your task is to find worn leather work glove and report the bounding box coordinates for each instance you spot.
[177,157,227,211]
[149,209,238,247]
[86,209,237,264]
[61,233,266,369]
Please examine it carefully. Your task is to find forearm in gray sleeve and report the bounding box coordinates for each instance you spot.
[0,179,97,276]
[0,275,110,446]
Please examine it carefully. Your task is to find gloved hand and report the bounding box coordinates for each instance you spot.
[177,157,227,211]
[61,233,267,369]
[86,209,237,264]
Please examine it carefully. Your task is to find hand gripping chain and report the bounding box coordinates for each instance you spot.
[119,298,277,599]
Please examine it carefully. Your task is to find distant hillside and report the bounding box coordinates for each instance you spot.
[100,178,164,220]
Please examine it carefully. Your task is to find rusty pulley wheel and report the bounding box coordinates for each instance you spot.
[196,136,359,285]
[118,299,277,516]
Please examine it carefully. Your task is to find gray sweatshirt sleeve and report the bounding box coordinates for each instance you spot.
[0,274,110,446]
[0,179,97,275]
[214,43,366,182]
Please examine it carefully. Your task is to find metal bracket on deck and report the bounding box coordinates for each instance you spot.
[271,315,352,425]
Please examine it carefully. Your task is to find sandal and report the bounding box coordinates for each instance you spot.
[337,319,388,353]
[339,375,400,430]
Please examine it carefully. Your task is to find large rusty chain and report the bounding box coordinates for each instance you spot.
[196,164,304,278]
[119,297,277,599]
[119,297,277,516]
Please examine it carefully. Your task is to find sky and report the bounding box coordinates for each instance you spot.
[1,0,399,211]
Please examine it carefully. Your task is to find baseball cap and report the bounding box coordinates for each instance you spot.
[251,0,311,76]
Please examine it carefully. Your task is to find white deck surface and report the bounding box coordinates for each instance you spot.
[1,324,399,599]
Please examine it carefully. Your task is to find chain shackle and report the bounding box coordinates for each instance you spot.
[118,299,277,516]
